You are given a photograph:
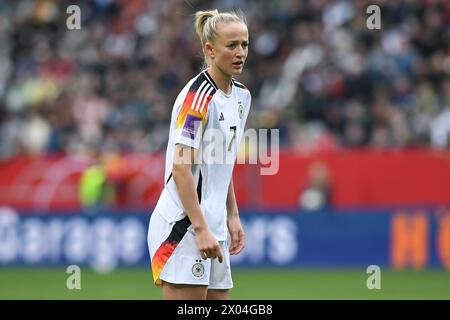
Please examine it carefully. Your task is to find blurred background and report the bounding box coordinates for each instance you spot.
[0,0,450,299]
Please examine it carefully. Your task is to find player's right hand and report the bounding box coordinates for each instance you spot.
[195,227,223,263]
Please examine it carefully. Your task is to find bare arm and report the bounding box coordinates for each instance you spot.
[172,144,223,262]
[226,179,245,255]
[226,179,239,218]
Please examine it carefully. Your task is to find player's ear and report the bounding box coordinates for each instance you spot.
[205,42,214,60]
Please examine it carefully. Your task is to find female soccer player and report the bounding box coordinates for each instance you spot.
[147,9,251,300]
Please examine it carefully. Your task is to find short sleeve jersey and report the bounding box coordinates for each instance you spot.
[154,70,251,241]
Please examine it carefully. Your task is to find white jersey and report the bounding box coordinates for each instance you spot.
[153,70,251,241]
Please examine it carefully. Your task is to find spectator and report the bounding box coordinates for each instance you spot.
[299,160,332,211]
[0,0,449,160]
[79,149,115,213]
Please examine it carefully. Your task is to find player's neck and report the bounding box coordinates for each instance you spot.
[207,66,232,95]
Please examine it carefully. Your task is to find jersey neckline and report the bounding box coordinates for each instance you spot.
[203,70,234,98]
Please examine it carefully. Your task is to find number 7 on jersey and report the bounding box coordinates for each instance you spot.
[228,126,237,152]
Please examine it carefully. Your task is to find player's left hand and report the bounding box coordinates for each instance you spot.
[227,214,245,255]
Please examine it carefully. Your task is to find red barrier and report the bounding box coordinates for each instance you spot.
[0,153,166,210]
[256,148,450,209]
[1,149,450,210]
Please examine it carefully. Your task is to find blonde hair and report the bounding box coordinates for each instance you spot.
[194,9,247,67]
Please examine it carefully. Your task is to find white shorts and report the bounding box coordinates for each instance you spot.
[147,210,233,289]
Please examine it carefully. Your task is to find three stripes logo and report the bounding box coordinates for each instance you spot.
[177,72,218,137]
[190,80,215,114]
[219,112,225,121]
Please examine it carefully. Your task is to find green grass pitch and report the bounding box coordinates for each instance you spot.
[0,267,449,300]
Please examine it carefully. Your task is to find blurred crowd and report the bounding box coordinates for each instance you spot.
[0,0,449,160]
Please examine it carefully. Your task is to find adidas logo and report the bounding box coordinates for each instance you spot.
[219,112,224,121]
